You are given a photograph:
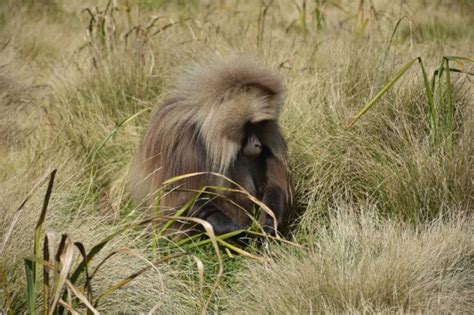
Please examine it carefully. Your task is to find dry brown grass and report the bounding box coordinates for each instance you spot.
[227,209,474,314]
[1,0,472,313]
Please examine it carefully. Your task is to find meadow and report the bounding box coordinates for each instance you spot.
[0,0,472,313]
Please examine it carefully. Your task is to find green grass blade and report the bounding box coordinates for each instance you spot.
[157,194,200,237]
[382,16,407,63]
[181,229,245,249]
[24,259,36,314]
[436,59,445,144]
[68,218,156,284]
[23,169,57,315]
[431,58,445,95]
[1,169,56,256]
[91,108,150,162]
[89,248,144,282]
[35,170,56,258]
[444,57,454,147]
[215,238,266,262]
[74,242,93,302]
[417,57,437,145]
[347,58,417,128]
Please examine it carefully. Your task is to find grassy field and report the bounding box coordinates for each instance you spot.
[0,0,473,313]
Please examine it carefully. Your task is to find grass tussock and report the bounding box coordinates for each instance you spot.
[0,0,473,313]
[228,209,474,314]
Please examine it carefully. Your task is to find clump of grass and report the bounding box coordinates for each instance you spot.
[228,208,474,314]
[2,170,184,313]
[401,17,472,43]
[4,171,202,313]
[7,170,291,313]
[347,55,473,151]
[287,48,472,230]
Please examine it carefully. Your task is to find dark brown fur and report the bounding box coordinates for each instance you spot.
[129,57,292,238]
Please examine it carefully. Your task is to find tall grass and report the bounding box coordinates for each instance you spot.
[227,208,474,314]
[0,0,472,313]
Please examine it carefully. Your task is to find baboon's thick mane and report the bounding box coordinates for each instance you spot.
[129,57,288,210]
[171,58,284,106]
[164,58,286,173]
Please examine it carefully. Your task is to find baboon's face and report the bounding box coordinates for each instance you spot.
[241,121,267,160]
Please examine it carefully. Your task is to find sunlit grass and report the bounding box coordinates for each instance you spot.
[0,0,472,313]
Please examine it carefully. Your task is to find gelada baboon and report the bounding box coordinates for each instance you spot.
[129,57,293,239]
